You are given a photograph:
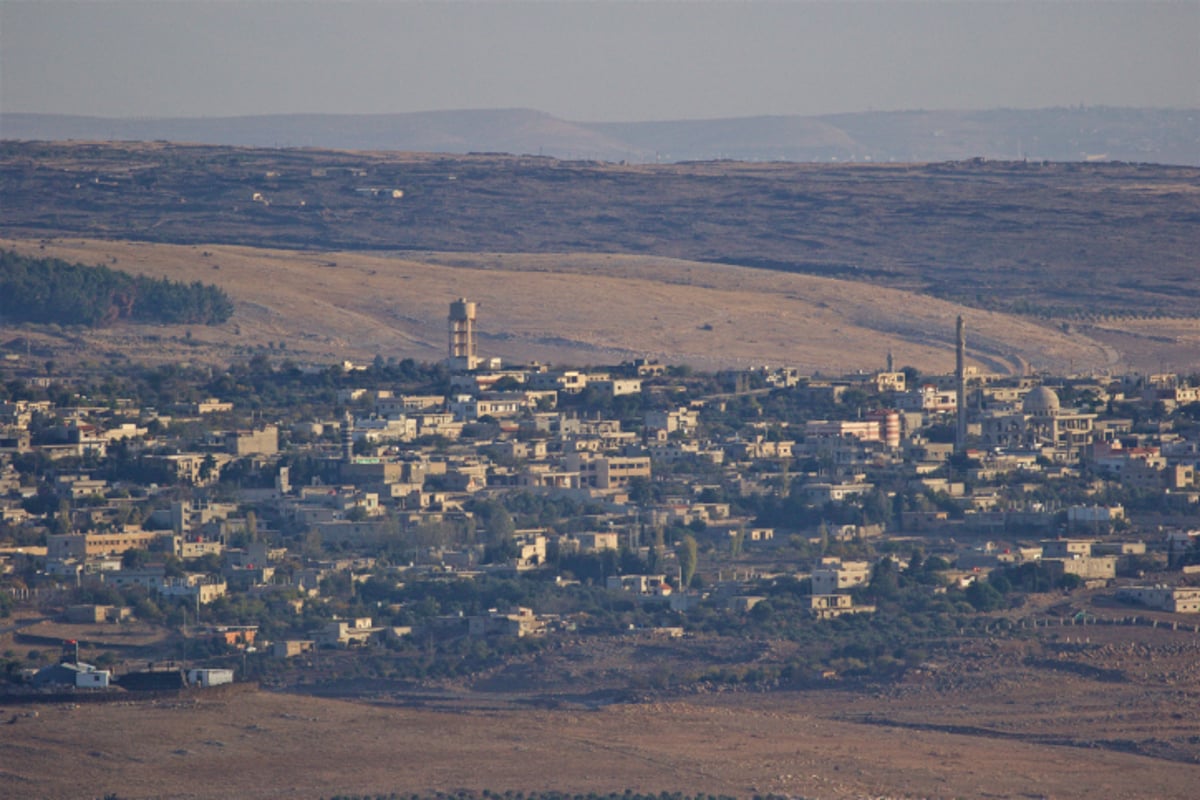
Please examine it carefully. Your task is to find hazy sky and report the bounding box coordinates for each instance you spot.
[2,1,1196,122]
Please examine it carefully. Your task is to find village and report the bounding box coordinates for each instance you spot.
[2,298,1200,695]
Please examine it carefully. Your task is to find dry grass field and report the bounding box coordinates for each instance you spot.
[4,614,1200,800]
[2,674,1199,800]
[4,142,1198,376]
[7,236,1195,376]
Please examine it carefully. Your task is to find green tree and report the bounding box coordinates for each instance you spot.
[134,597,165,622]
[627,476,655,506]
[485,506,516,543]
[966,579,1005,611]
[677,534,698,588]
[121,548,150,569]
[198,453,217,484]
[869,557,900,600]
[861,489,892,525]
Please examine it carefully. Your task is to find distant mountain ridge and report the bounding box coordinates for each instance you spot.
[2,107,1197,165]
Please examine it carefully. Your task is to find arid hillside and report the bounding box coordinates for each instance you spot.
[6,237,1188,376]
[3,140,1198,374]
[2,141,1198,322]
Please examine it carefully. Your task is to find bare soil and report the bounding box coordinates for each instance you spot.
[5,619,1200,799]
[3,672,1198,800]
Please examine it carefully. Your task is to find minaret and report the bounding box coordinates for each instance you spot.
[955,316,967,455]
[886,351,894,373]
[341,409,354,463]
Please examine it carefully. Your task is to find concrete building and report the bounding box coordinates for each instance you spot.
[65,604,130,624]
[874,371,907,393]
[528,370,589,393]
[572,531,620,553]
[590,378,643,397]
[374,394,445,417]
[1118,585,1200,613]
[225,425,278,457]
[272,640,316,658]
[158,577,228,604]
[562,452,651,490]
[1067,505,1126,531]
[646,406,701,435]
[170,499,238,534]
[448,297,480,371]
[75,667,112,688]
[725,437,794,461]
[809,593,876,619]
[1042,555,1117,581]
[805,410,900,449]
[607,574,672,597]
[1041,539,1098,559]
[468,606,546,638]
[894,385,958,413]
[54,473,108,500]
[194,398,234,414]
[48,530,164,561]
[980,386,1095,460]
[187,668,235,687]
[804,481,873,504]
[811,558,872,594]
[320,617,383,647]
[148,452,234,486]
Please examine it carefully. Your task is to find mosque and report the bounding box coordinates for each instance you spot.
[979,385,1096,461]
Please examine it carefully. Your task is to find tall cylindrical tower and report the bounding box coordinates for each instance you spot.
[448,298,477,366]
[341,409,354,463]
[955,316,967,455]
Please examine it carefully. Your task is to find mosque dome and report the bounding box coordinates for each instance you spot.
[1023,386,1061,415]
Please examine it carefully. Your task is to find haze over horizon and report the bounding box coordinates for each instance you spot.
[2,1,1197,124]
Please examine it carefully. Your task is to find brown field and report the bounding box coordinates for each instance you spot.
[3,673,1199,800]
[6,237,1196,376]
[4,618,1200,800]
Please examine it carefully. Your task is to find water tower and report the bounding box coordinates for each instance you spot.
[448,298,480,370]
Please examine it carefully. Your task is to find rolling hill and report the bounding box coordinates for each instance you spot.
[4,236,1192,377]
[2,140,1198,374]
[4,107,1197,165]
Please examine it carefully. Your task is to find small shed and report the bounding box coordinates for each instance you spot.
[76,669,111,689]
[187,668,234,688]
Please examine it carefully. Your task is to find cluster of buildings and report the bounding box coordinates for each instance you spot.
[3,304,1200,685]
